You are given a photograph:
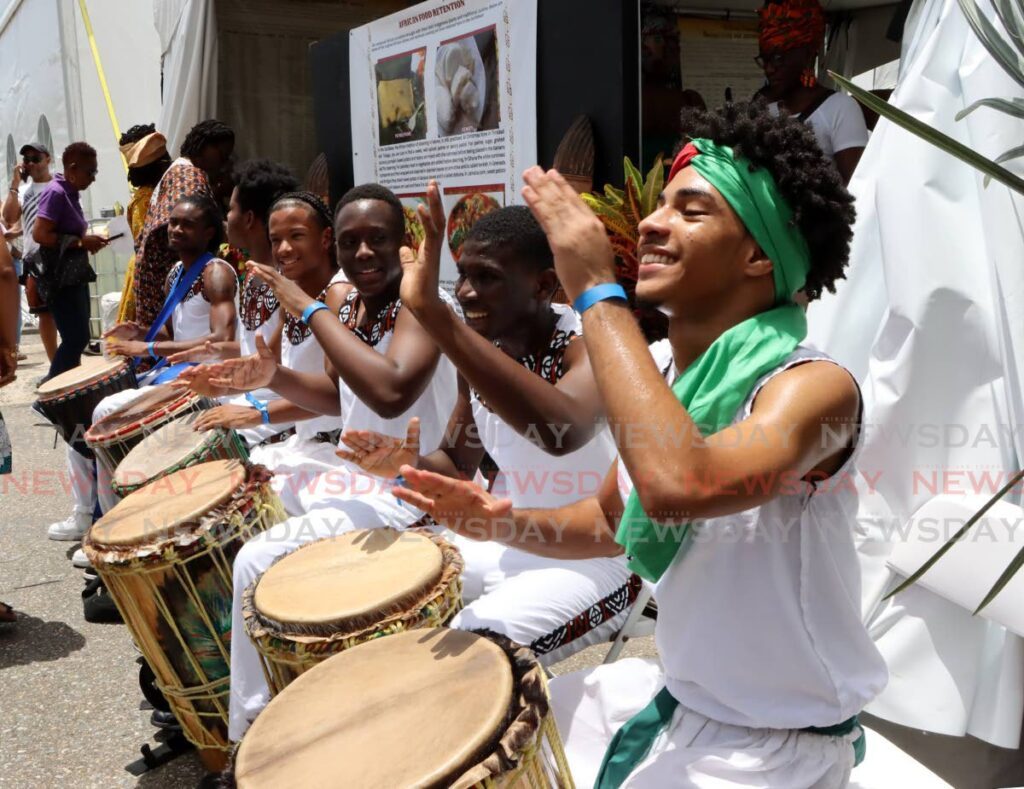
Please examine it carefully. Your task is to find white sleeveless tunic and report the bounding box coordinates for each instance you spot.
[471,304,617,508]
[619,342,888,730]
[166,258,238,343]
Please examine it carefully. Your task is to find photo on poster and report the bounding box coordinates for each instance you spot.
[435,26,500,137]
[397,192,428,249]
[375,48,427,146]
[443,184,504,260]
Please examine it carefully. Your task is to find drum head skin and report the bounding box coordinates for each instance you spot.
[87,385,196,439]
[36,356,126,397]
[90,459,246,547]
[234,629,513,788]
[254,530,443,626]
[113,419,218,488]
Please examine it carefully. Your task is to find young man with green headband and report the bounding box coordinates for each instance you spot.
[394,102,888,787]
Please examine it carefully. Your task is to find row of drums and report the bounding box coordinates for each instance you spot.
[35,357,575,787]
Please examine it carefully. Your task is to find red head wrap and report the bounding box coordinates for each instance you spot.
[757,0,826,53]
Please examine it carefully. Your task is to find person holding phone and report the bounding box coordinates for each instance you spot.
[32,141,109,380]
[1,141,58,364]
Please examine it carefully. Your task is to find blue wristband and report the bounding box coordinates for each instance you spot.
[573,283,628,315]
[301,300,329,326]
[245,393,271,424]
[147,341,158,359]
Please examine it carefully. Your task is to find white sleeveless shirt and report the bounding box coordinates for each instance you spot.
[280,284,345,441]
[335,288,459,451]
[237,273,282,403]
[166,258,238,342]
[619,342,887,729]
[471,304,616,508]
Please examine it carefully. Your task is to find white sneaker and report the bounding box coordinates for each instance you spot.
[71,548,92,569]
[47,511,92,541]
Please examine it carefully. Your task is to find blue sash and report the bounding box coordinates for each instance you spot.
[135,252,214,380]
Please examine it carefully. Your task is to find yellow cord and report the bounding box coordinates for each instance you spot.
[76,0,128,173]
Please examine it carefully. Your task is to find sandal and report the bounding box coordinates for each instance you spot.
[0,601,16,623]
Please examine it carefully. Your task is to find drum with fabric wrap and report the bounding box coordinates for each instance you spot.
[111,417,249,498]
[35,357,137,456]
[231,628,575,788]
[83,459,286,770]
[85,385,213,477]
[243,528,463,693]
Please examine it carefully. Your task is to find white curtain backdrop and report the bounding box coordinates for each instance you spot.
[155,0,218,156]
[807,0,1024,749]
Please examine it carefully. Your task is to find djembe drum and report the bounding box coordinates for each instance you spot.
[231,628,575,788]
[83,459,286,769]
[243,528,463,693]
[35,357,137,455]
[111,416,249,498]
[84,384,213,476]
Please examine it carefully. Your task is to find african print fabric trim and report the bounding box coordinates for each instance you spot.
[529,573,642,656]
[284,287,329,346]
[240,274,279,331]
[336,289,401,347]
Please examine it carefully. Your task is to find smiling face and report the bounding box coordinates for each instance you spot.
[269,204,332,281]
[636,165,770,316]
[455,240,554,340]
[168,201,215,256]
[335,199,404,298]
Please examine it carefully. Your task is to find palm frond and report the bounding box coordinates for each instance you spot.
[831,72,1024,194]
[991,0,1024,54]
[956,97,1024,120]
[995,143,1024,163]
[956,0,1024,89]
[975,543,1024,613]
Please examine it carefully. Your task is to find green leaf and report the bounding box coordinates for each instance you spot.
[603,184,625,205]
[956,97,1024,120]
[640,156,665,219]
[884,467,1024,600]
[623,157,643,192]
[957,0,1024,90]
[831,72,1024,195]
[995,143,1024,163]
[975,543,1024,613]
[991,0,1024,55]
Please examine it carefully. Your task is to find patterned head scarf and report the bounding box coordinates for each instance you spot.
[757,0,825,53]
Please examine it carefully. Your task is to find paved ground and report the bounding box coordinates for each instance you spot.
[0,331,655,788]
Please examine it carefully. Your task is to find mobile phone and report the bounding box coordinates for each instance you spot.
[106,232,126,241]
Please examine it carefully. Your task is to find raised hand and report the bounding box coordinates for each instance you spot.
[204,334,278,393]
[246,260,315,318]
[399,180,446,317]
[393,464,513,541]
[337,418,420,477]
[521,166,616,302]
[173,365,237,398]
[192,405,261,431]
[103,321,146,342]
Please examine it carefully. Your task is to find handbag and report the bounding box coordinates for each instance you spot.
[35,234,95,302]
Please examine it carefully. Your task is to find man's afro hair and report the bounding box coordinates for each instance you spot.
[234,159,299,226]
[677,101,856,301]
[465,206,553,271]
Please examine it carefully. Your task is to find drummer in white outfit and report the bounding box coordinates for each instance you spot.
[185,191,350,515]
[195,184,458,740]
[169,159,302,446]
[339,198,636,665]
[51,194,238,539]
[396,104,888,787]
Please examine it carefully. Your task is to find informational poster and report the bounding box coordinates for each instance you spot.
[350,0,538,291]
[678,17,763,107]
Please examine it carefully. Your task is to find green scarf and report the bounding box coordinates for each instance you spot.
[616,139,811,583]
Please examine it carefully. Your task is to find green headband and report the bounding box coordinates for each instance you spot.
[670,138,811,302]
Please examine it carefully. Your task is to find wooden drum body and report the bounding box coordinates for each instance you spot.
[232,628,574,788]
[84,385,213,477]
[35,357,137,456]
[243,528,463,693]
[111,417,249,498]
[83,460,286,760]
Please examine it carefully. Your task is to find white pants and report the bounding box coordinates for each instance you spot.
[446,533,635,666]
[249,435,341,516]
[227,490,424,740]
[549,659,857,789]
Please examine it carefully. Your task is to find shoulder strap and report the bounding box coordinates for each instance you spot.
[144,252,214,343]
